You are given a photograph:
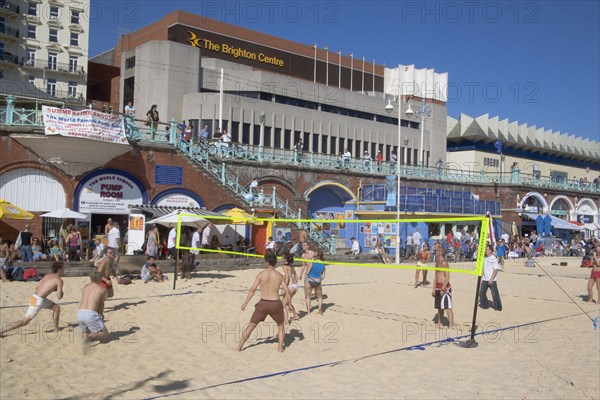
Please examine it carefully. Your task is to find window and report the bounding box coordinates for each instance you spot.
[70,10,80,24]
[274,128,281,148]
[26,49,35,67]
[27,24,36,39]
[329,136,336,155]
[125,56,135,69]
[68,55,77,72]
[550,170,568,183]
[0,17,4,34]
[483,157,499,168]
[49,28,58,43]
[48,52,57,70]
[28,2,37,16]
[28,75,35,84]
[70,32,78,47]
[123,77,135,107]
[68,82,77,97]
[50,6,59,20]
[47,78,56,96]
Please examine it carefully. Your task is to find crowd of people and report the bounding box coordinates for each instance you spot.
[2,217,599,352]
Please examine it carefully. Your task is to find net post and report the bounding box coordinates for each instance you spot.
[458,215,489,348]
[458,274,482,348]
[173,248,179,290]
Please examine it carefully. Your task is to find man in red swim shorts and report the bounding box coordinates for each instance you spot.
[238,252,291,352]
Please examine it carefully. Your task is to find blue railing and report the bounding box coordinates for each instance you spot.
[122,116,336,254]
[1,97,599,199]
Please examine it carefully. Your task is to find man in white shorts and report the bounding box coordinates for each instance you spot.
[0,262,64,336]
[77,271,109,341]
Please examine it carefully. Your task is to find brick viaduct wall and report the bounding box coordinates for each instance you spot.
[1,134,596,239]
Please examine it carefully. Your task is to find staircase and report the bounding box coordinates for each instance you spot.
[125,118,336,254]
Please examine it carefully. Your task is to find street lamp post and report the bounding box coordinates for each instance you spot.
[258,112,265,160]
[415,99,431,168]
[386,98,414,264]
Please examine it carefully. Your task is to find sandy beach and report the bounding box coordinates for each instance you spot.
[1,256,599,399]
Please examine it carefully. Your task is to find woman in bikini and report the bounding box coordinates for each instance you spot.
[305,251,327,315]
[586,246,600,303]
[280,254,300,323]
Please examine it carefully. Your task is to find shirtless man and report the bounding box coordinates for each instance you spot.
[587,246,600,303]
[432,241,454,327]
[0,262,64,336]
[415,243,431,288]
[297,229,308,257]
[238,252,291,352]
[78,271,109,341]
[96,248,117,298]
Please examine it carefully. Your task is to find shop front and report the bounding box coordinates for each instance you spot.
[74,169,148,254]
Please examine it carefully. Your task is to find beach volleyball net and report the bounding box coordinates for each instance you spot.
[176,214,489,277]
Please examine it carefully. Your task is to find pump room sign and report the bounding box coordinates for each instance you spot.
[78,173,145,214]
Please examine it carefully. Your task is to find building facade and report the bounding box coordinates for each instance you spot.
[91,10,449,169]
[0,0,88,102]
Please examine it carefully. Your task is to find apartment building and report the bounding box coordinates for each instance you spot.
[0,0,88,102]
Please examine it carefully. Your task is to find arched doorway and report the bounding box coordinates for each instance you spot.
[549,196,574,220]
[306,181,356,248]
[520,191,548,214]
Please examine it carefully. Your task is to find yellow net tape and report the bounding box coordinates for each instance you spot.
[175,214,490,276]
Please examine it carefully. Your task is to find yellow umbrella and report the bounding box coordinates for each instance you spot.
[223,207,257,224]
[0,199,34,220]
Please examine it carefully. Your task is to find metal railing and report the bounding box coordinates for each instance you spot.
[0,25,19,38]
[123,117,336,254]
[1,100,598,199]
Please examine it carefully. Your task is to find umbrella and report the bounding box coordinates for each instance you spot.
[222,207,256,224]
[41,208,88,219]
[147,210,208,229]
[146,210,209,290]
[0,198,34,220]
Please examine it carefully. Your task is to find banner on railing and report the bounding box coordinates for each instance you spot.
[42,106,128,145]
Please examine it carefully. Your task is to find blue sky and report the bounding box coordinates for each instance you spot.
[89,1,599,142]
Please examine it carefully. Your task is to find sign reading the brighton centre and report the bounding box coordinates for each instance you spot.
[188,32,284,67]
[42,106,128,145]
[78,173,144,214]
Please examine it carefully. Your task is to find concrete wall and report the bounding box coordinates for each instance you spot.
[446,149,600,182]
[122,41,201,122]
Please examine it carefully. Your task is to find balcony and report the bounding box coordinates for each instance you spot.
[0,25,19,40]
[0,1,20,16]
[0,52,19,65]
[22,59,86,76]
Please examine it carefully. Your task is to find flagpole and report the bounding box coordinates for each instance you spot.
[361,56,365,94]
[325,46,329,88]
[313,44,317,84]
[372,59,375,96]
[350,53,353,92]
[338,51,341,89]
